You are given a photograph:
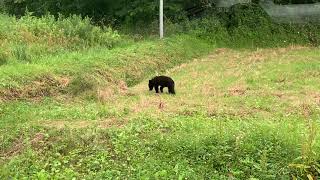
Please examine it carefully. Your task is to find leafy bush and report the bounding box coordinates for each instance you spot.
[163,3,320,48]
[216,3,320,48]
[227,3,272,30]
[186,16,230,47]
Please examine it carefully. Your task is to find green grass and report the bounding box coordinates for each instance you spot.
[1,12,320,179]
[1,11,320,101]
[0,34,213,99]
[1,47,320,179]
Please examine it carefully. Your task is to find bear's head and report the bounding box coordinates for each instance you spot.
[148,80,154,91]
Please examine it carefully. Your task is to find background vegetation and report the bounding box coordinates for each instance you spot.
[0,0,320,179]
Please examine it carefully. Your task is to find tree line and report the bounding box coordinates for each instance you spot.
[1,0,319,25]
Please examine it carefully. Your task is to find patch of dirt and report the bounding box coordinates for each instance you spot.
[304,71,320,78]
[207,106,257,119]
[132,96,163,113]
[277,45,308,53]
[30,133,45,146]
[178,108,200,116]
[228,85,247,96]
[118,80,128,95]
[168,63,189,73]
[314,94,320,106]
[247,50,266,63]
[273,90,319,108]
[1,133,46,159]
[301,103,312,118]
[272,92,285,98]
[214,48,230,55]
[1,136,24,158]
[207,104,218,117]
[201,84,217,97]
[158,99,165,111]
[29,133,47,151]
[98,118,128,129]
[97,81,131,102]
[39,120,93,129]
[0,75,70,101]
[38,119,129,130]
[191,71,199,78]
[58,77,71,88]
[97,87,115,102]
[0,95,5,103]
[0,88,22,101]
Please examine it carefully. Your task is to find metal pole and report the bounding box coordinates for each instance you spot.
[160,0,164,39]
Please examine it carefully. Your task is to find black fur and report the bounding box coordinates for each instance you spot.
[148,76,175,94]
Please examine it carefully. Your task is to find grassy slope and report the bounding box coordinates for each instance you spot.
[1,47,320,179]
[0,34,213,100]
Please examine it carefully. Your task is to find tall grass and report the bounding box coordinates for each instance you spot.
[0,13,121,65]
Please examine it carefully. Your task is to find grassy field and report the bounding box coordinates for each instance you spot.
[1,46,320,179]
[0,14,215,102]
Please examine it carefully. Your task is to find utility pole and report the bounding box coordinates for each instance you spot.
[160,0,164,39]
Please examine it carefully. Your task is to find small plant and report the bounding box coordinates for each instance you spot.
[289,117,320,179]
[12,45,30,63]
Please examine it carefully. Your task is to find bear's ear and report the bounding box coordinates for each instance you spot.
[149,80,151,83]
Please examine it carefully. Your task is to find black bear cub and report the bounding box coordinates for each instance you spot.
[149,76,175,94]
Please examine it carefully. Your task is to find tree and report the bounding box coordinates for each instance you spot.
[2,0,217,24]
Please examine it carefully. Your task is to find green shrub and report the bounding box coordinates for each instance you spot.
[218,3,320,48]
[187,17,230,47]
[164,3,320,48]
[227,3,272,30]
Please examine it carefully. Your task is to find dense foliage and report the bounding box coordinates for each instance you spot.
[2,0,320,28]
[0,0,216,25]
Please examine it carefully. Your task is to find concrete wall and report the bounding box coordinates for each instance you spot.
[260,1,320,23]
[214,0,320,23]
[215,0,252,8]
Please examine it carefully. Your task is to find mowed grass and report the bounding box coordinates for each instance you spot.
[1,47,320,179]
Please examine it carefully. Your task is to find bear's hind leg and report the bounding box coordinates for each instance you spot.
[168,85,175,94]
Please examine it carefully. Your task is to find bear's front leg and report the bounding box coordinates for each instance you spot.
[155,86,159,93]
[160,86,164,93]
